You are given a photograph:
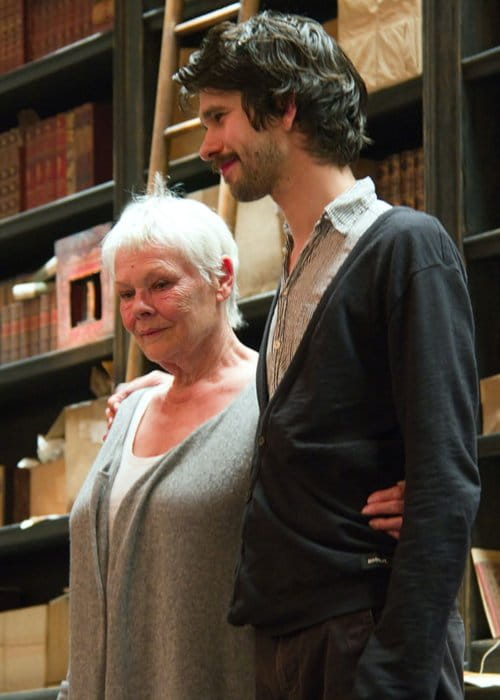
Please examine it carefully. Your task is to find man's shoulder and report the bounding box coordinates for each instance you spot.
[369,206,459,264]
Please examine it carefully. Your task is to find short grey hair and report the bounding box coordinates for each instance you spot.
[101,175,243,329]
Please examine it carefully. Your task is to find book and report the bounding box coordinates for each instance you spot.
[471,548,500,638]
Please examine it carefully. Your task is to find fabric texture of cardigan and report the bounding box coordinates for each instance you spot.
[58,382,257,700]
[229,207,480,699]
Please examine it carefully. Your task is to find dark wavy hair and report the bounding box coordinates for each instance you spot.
[174,11,371,166]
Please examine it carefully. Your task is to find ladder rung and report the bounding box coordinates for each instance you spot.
[175,2,241,36]
[164,117,202,138]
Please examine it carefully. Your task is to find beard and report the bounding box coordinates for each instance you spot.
[225,137,284,202]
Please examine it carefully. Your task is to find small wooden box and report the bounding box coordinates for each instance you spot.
[29,458,66,517]
[55,224,113,350]
[1,604,47,692]
[46,594,69,685]
[0,596,69,692]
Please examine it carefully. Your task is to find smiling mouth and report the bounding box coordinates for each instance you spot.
[217,157,238,178]
[138,328,165,337]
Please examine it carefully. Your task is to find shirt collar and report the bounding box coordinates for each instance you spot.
[323,177,378,236]
[283,177,378,245]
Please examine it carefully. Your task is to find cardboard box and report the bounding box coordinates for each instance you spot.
[0,596,69,692]
[30,396,108,516]
[480,374,500,435]
[46,594,69,685]
[188,185,283,300]
[1,604,47,692]
[64,396,107,509]
[55,224,114,350]
[29,458,66,517]
[338,0,422,93]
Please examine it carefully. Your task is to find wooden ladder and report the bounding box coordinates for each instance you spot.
[126,0,260,380]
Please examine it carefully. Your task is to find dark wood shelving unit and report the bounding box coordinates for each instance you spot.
[0,337,113,405]
[424,3,500,682]
[0,33,113,132]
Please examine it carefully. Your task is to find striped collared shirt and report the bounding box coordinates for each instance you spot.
[266,177,391,396]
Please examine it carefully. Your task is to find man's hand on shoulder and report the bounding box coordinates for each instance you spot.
[104,370,170,438]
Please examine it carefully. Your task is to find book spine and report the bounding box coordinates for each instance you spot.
[55,112,68,200]
[39,291,51,354]
[65,108,77,195]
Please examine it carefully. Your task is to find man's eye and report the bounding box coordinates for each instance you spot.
[119,290,133,300]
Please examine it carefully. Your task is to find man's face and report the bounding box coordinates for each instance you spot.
[198,90,286,202]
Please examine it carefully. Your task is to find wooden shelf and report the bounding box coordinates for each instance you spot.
[0,33,113,131]
[0,516,69,558]
[0,691,59,700]
[0,182,114,276]
[463,229,500,261]
[0,690,59,700]
[365,77,422,157]
[463,46,500,81]
[478,433,500,460]
[0,337,113,406]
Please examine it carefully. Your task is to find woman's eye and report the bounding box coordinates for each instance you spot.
[119,290,133,300]
[153,279,171,290]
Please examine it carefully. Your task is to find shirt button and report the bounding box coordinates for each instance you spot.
[258,435,265,446]
[273,340,281,350]
[281,289,288,297]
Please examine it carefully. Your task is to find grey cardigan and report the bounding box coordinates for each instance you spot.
[58,383,257,700]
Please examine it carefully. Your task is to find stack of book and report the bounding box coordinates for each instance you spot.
[0,101,112,220]
[375,147,424,210]
[24,101,113,210]
[0,0,25,73]
[0,278,58,366]
[0,0,114,74]
[0,127,23,219]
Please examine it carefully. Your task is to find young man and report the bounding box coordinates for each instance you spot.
[172,10,480,699]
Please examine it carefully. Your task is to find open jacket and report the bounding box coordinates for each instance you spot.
[229,207,480,699]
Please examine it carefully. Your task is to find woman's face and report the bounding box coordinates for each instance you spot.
[114,245,221,369]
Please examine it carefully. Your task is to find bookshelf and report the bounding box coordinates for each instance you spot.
[0,0,496,696]
[424,0,500,682]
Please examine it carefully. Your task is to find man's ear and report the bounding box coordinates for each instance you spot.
[282,96,297,131]
[215,256,235,301]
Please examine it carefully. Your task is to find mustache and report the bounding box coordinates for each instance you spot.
[211,154,238,173]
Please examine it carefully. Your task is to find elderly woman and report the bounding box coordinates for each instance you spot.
[58,180,258,700]
[58,180,404,700]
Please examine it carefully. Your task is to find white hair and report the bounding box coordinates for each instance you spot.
[101,175,243,329]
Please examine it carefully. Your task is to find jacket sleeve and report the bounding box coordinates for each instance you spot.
[354,253,480,698]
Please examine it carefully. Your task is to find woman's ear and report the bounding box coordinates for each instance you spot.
[215,256,235,301]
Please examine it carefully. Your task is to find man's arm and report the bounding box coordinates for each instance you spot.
[107,372,407,538]
[354,238,480,698]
